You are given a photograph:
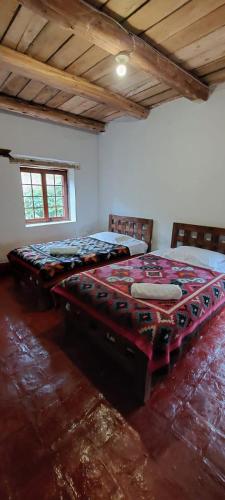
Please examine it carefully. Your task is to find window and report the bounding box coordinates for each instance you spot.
[20,167,69,224]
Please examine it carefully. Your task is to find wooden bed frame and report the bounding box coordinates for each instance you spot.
[58,222,225,404]
[9,214,153,310]
[171,222,225,252]
[108,214,152,250]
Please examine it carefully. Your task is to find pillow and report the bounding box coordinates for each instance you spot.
[152,246,225,271]
[90,231,148,256]
[115,234,133,243]
[90,231,131,245]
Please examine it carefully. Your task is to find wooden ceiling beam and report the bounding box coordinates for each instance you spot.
[19,0,209,101]
[0,45,148,119]
[0,93,105,133]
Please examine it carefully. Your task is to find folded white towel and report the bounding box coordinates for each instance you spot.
[50,246,80,256]
[131,283,182,300]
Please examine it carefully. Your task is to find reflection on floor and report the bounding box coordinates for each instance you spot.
[0,275,225,499]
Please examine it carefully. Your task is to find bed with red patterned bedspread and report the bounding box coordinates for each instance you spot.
[53,253,225,374]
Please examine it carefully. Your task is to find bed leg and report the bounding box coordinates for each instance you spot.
[33,282,52,311]
[11,269,21,289]
[62,302,80,346]
[37,291,52,311]
[134,351,151,404]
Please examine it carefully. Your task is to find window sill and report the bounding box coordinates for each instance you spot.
[26,220,76,228]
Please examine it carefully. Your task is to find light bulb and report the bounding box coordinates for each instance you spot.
[115,52,129,78]
[116,63,127,77]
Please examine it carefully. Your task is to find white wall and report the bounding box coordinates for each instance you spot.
[2,85,225,262]
[0,111,99,261]
[99,86,225,250]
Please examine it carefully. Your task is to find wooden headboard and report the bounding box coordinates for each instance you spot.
[171,222,225,254]
[109,214,153,250]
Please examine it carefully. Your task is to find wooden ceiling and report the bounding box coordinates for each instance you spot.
[0,0,225,133]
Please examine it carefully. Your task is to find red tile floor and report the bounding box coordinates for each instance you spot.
[0,275,225,499]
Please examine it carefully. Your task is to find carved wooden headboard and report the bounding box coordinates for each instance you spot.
[109,214,153,250]
[171,222,225,254]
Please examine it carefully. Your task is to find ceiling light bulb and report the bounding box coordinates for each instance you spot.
[116,63,127,77]
[115,52,129,78]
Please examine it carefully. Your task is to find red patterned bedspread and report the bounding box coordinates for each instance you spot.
[54,254,225,372]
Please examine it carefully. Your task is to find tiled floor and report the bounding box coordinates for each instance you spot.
[0,275,225,499]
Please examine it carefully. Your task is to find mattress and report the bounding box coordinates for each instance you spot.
[53,253,225,372]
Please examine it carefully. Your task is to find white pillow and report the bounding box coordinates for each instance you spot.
[152,246,225,271]
[90,231,148,256]
[115,234,133,243]
[90,231,132,245]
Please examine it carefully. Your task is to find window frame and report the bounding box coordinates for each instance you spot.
[20,166,69,224]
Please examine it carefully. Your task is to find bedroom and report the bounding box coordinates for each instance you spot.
[0,0,225,498]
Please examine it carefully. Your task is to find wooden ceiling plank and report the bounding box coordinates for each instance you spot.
[145,0,225,45]
[151,93,179,108]
[48,35,92,70]
[19,0,209,101]
[7,14,86,104]
[0,45,148,118]
[2,6,34,49]
[1,5,47,101]
[33,85,59,104]
[103,1,147,22]
[10,18,73,104]
[17,22,77,108]
[67,46,109,77]
[204,67,225,85]
[196,55,225,76]
[175,26,225,68]
[27,21,72,62]
[18,80,45,100]
[159,4,225,54]
[59,95,97,114]
[126,0,188,33]
[103,110,124,121]
[83,103,118,120]
[132,83,170,102]
[102,73,155,97]
[187,44,225,70]
[0,0,19,40]
[2,11,68,103]
[46,90,73,108]
[0,72,29,96]
[81,103,106,118]
[0,93,105,132]
[82,55,115,82]
[0,69,11,88]
[141,88,178,106]
[72,101,98,115]
[126,77,160,97]
[0,73,29,101]
[93,64,139,92]
[98,106,121,119]
[17,15,47,53]
[175,25,225,62]
[119,74,158,96]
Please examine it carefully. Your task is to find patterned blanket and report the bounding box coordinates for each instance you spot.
[8,237,129,280]
[55,254,225,372]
